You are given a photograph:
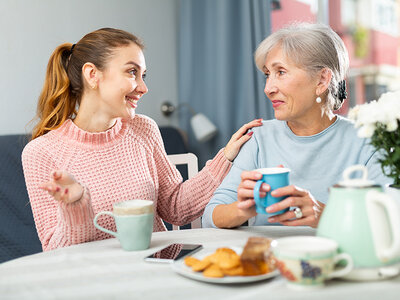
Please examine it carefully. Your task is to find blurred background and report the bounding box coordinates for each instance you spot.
[1,0,399,166]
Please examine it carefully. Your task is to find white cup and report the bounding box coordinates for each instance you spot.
[272,236,353,290]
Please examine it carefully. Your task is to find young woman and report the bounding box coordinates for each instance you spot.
[22,28,261,251]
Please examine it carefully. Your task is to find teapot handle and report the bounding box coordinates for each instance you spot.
[366,190,400,262]
[342,165,368,181]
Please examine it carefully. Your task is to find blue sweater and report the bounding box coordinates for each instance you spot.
[202,116,391,228]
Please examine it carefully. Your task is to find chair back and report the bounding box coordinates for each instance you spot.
[167,153,201,229]
[0,135,42,263]
[159,126,203,230]
[167,153,198,180]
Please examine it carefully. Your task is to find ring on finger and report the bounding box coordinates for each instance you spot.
[312,205,319,219]
[294,207,303,219]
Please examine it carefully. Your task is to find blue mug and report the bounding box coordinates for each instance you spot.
[253,167,290,215]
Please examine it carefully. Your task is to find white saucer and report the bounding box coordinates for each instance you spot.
[342,264,400,281]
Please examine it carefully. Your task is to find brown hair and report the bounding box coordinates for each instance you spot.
[32,28,144,139]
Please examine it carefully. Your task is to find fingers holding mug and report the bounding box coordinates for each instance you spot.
[237,170,265,202]
[252,167,290,215]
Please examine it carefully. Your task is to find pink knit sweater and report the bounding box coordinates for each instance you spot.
[22,115,231,251]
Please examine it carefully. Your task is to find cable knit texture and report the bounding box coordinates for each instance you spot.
[22,115,231,251]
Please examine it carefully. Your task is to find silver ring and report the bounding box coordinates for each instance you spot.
[312,205,320,219]
[294,207,303,219]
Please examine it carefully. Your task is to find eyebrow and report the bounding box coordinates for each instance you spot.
[271,62,284,68]
[263,61,285,72]
[125,61,146,72]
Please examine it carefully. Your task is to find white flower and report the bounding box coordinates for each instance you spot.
[357,124,375,138]
[351,90,400,187]
[386,119,398,132]
[379,91,400,125]
[348,105,360,123]
[349,89,400,132]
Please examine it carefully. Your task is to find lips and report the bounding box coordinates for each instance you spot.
[271,100,285,108]
[125,96,139,109]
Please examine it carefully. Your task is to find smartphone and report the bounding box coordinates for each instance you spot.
[144,243,203,263]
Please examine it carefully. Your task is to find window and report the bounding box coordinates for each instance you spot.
[342,0,357,26]
[372,0,398,36]
[365,82,388,102]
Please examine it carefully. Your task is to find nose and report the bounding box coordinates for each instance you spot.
[136,77,148,95]
[264,77,277,97]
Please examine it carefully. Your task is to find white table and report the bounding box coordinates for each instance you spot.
[1,226,399,300]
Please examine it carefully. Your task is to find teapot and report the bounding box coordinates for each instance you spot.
[317,165,400,280]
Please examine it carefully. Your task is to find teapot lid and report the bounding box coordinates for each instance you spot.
[337,165,376,188]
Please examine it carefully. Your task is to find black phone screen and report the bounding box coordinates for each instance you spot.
[145,244,202,261]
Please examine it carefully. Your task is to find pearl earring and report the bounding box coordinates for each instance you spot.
[316,96,322,104]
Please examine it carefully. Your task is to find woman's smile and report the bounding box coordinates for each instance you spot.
[271,100,285,108]
[125,96,139,109]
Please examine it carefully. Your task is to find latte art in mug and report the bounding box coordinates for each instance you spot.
[113,199,154,215]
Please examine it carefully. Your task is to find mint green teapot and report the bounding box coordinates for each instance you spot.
[317,165,400,280]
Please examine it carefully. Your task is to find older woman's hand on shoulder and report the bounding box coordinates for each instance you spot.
[223,119,263,161]
[40,170,84,204]
[265,185,325,228]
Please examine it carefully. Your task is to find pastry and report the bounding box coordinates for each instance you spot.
[240,237,273,276]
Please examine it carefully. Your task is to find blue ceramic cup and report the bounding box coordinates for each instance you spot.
[253,167,290,215]
[94,200,154,251]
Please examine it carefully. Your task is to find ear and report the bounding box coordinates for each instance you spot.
[82,62,100,89]
[316,68,332,96]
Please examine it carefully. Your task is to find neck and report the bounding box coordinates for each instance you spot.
[73,94,117,132]
[287,110,336,136]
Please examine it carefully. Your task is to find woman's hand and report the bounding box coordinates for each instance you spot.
[212,171,263,228]
[223,119,263,161]
[40,170,84,204]
[265,185,324,228]
[236,170,269,218]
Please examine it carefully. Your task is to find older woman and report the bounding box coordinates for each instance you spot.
[202,23,391,229]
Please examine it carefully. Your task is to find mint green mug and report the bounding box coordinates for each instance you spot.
[94,200,154,251]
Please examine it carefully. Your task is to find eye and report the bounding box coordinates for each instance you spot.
[128,69,137,77]
[142,73,147,81]
[278,70,285,76]
[264,73,270,79]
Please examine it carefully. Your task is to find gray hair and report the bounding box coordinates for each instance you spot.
[254,23,349,111]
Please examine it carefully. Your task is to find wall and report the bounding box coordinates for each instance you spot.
[0,0,179,135]
[271,0,316,32]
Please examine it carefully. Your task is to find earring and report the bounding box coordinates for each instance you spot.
[316,96,322,104]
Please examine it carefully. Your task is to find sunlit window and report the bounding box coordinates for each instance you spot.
[342,0,357,25]
[372,0,398,36]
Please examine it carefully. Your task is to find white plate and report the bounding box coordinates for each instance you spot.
[171,246,279,284]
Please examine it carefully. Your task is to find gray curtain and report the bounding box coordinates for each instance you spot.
[178,0,274,167]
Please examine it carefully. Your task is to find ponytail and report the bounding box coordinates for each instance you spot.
[32,43,77,139]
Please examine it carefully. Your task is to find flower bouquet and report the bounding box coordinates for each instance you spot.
[348,90,400,188]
